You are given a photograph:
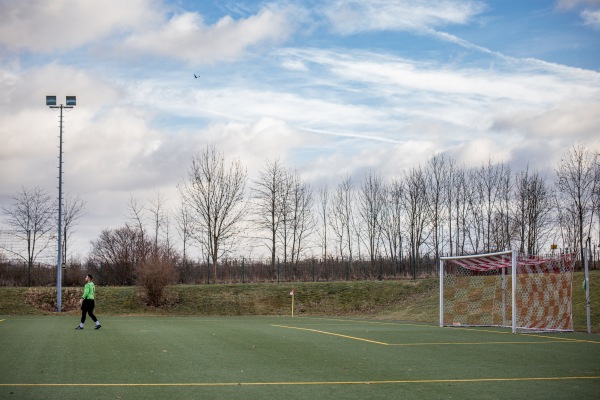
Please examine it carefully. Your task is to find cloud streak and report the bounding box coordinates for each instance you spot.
[320,0,485,35]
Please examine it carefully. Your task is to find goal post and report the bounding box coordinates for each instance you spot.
[440,250,574,334]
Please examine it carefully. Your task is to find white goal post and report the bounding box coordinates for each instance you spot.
[439,250,574,334]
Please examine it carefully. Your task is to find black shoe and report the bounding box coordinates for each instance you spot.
[75,326,83,330]
[95,325,101,330]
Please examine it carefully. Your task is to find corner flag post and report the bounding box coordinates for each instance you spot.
[290,289,295,317]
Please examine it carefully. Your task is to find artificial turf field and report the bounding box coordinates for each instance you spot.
[0,316,598,400]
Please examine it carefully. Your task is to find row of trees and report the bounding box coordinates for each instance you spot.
[1,143,599,287]
[0,189,84,286]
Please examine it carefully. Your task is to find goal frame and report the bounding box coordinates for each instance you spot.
[439,250,573,334]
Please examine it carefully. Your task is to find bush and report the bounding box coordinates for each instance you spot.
[137,254,177,307]
[25,287,81,312]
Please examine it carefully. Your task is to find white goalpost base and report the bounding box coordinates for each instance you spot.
[440,250,574,334]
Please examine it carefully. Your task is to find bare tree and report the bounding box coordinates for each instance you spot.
[514,167,554,255]
[180,145,247,277]
[556,143,599,262]
[148,190,169,254]
[480,160,501,252]
[252,159,286,270]
[174,196,195,266]
[495,164,512,251]
[316,185,330,260]
[61,192,86,265]
[403,166,431,277]
[444,158,459,256]
[426,154,447,260]
[594,153,600,266]
[89,224,151,286]
[381,178,404,274]
[331,175,354,261]
[469,159,508,253]
[446,162,471,255]
[278,168,295,267]
[466,167,485,253]
[287,172,315,266]
[1,186,56,286]
[127,196,147,256]
[357,170,385,266]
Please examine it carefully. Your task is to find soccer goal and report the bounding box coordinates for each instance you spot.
[439,250,575,333]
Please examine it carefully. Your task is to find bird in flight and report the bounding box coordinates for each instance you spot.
[194,74,199,78]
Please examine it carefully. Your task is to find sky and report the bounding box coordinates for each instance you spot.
[0,0,599,260]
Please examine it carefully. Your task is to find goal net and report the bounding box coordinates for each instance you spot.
[439,251,574,333]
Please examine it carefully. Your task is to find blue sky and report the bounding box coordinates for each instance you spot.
[0,0,599,258]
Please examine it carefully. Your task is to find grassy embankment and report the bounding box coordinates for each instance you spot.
[1,271,598,332]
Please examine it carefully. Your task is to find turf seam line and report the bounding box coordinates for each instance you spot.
[1,376,599,387]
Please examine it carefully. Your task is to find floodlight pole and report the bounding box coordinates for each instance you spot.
[47,96,75,313]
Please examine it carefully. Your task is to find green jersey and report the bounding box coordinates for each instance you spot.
[82,282,95,300]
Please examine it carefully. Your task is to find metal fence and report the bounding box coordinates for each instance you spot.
[1,253,595,287]
[0,256,440,287]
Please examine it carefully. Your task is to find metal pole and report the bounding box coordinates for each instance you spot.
[501,267,506,328]
[585,246,591,334]
[511,250,517,334]
[27,229,31,287]
[56,105,63,313]
[439,258,444,327]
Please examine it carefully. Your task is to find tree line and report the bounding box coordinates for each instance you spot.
[1,142,599,287]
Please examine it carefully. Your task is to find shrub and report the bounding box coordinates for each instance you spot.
[137,254,177,307]
[25,287,81,312]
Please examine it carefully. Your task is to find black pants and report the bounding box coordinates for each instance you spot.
[81,299,97,324]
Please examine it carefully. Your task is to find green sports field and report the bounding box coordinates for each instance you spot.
[0,316,598,400]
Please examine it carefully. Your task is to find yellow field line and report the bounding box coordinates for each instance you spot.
[272,324,389,345]
[298,318,600,345]
[1,376,598,387]
[301,317,434,328]
[519,333,600,344]
[273,324,595,347]
[387,341,572,346]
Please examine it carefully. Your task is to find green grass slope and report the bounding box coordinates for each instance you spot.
[0,271,597,332]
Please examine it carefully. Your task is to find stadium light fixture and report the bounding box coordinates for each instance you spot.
[46,95,76,313]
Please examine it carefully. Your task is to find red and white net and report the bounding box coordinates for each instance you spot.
[442,253,574,332]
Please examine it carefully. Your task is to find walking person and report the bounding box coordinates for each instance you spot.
[76,274,101,330]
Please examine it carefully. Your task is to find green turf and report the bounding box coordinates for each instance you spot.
[0,316,598,400]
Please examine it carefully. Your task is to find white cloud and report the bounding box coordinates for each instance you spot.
[0,0,160,52]
[123,5,301,64]
[1,1,599,257]
[492,101,600,140]
[281,59,309,72]
[581,8,600,28]
[554,0,600,30]
[320,0,485,35]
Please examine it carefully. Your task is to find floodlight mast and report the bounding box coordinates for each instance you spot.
[46,96,75,313]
